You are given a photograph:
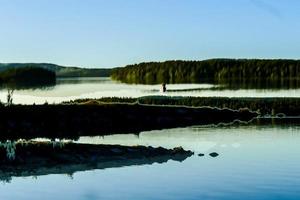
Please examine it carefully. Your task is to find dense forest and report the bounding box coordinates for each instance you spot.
[0,67,56,87]
[0,63,111,77]
[111,59,300,84]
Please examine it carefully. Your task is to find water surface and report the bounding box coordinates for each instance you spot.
[0,77,299,104]
[1,122,300,200]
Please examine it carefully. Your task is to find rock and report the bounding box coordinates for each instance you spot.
[276,113,286,118]
[198,153,205,157]
[209,152,219,157]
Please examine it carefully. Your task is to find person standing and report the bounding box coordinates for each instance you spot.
[162,83,167,93]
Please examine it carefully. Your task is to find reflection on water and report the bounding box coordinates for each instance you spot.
[220,78,300,90]
[55,77,113,85]
[0,122,299,200]
[0,77,299,104]
[0,81,56,91]
[76,118,300,152]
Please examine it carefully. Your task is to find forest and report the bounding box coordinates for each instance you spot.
[111,59,300,84]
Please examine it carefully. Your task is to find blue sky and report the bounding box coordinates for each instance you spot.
[0,0,299,68]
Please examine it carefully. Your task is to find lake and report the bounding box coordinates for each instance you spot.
[0,78,299,200]
[0,77,300,104]
[0,120,300,200]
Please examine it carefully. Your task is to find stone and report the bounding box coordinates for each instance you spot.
[209,152,219,157]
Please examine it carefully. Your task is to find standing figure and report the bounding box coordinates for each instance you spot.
[162,83,167,93]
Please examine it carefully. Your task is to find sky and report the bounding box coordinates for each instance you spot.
[0,0,300,68]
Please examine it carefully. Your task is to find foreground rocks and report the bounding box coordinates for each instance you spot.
[0,142,193,182]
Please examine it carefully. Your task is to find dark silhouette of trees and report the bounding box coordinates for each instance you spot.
[111,59,300,85]
[0,66,56,87]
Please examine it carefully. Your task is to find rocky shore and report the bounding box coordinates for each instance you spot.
[0,142,193,182]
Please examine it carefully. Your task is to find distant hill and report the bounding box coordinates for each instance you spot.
[0,63,111,77]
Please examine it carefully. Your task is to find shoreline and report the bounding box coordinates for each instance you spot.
[0,142,193,183]
[0,103,257,141]
[67,96,300,116]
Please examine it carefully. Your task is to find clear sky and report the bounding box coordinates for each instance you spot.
[0,0,300,68]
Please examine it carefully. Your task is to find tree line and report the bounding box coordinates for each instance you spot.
[111,59,300,84]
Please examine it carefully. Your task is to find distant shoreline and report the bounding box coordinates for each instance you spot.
[111,59,300,85]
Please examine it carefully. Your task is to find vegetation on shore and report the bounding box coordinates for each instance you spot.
[0,67,56,87]
[111,59,300,84]
[66,96,300,116]
[0,103,256,141]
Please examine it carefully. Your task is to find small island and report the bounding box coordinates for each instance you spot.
[0,66,56,88]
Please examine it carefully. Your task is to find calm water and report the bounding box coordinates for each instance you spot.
[0,77,299,104]
[1,122,300,200]
[1,78,299,199]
